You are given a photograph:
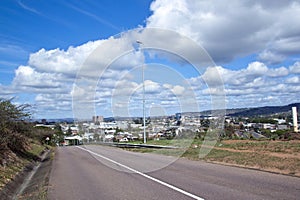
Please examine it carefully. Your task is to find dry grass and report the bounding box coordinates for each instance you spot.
[0,141,46,191]
[0,151,27,191]
[124,139,300,176]
[204,140,300,176]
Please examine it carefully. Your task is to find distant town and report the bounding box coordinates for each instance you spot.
[34,103,300,146]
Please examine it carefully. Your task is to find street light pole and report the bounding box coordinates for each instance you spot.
[136,40,146,143]
[142,63,146,144]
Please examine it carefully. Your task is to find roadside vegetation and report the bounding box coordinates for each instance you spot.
[125,138,300,176]
[0,98,56,193]
[197,140,299,176]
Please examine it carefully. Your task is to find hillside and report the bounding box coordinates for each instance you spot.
[181,103,300,118]
[228,103,300,117]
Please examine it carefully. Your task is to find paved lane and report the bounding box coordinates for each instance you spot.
[48,145,300,200]
[48,146,198,200]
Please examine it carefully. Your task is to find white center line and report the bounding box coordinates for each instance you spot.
[76,146,205,200]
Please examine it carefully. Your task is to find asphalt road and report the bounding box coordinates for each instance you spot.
[48,145,300,200]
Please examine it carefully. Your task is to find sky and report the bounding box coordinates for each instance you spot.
[0,0,300,119]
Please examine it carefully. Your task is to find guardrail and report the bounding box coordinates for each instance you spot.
[85,142,178,149]
[112,143,178,149]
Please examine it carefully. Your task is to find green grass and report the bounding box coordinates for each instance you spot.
[28,142,46,156]
[130,138,197,147]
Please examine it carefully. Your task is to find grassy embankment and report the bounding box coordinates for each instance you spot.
[0,98,59,198]
[0,140,47,191]
[126,139,300,176]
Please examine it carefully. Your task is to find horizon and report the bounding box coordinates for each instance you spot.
[33,102,300,120]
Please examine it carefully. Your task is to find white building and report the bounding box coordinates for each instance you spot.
[292,107,298,133]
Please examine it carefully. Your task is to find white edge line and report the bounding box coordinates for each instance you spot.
[76,146,205,200]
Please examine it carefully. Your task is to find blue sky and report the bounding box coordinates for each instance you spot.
[1,0,300,119]
[0,0,152,83]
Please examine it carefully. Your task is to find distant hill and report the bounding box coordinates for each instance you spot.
[228,103,300,117]
[181,103,300,118]
[33,118,75,123]
[33,103,300,122]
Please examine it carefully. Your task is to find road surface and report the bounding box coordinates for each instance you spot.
[48,145,300,200]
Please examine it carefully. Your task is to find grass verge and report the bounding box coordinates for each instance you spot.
[123,139,300,176]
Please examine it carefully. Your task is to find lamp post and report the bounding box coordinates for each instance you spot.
[136,40,146,143]
[142,63,146,143]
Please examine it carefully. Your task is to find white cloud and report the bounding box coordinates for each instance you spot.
[200,61,292,91]
[112,79,139,96]
[147,0,300,63]
[268,67,289,77]
[28,40,103,75]
[258,50,286,64]
[246,62,268,75]
[7,46,300,118]
[144,80,161,94]
[13,66,64,90]
[201,66,225,87]
[289,61,300,73]
[171,85,185,96]
[33,93,73,118]
[286,76,300,84]
[203,60,300,109]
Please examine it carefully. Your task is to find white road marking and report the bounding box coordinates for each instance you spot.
[76,146,205,200]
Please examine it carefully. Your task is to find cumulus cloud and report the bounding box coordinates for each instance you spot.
[246,62,268,75]
[197,60,300,108]
[289,61,300,73]
[13,66,65,90]
[29,40,103,74]
[7,41,300,118]
[147,0,300,64]
[200,61,291,90]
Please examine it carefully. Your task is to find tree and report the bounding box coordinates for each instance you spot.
[0,98,31,127]
[0,98,31,135]
[66,126,73,136]
[94,133,100,141]
[54,123,65,144]
[0,98,32,161]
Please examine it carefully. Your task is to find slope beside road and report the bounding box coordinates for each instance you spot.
[48,145,300,200]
